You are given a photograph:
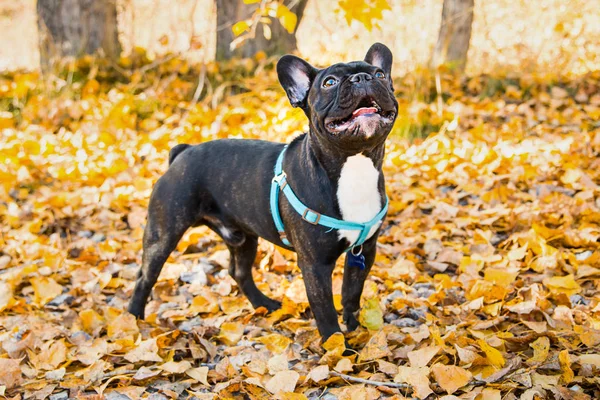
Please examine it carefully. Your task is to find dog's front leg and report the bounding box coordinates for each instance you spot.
[341,237,378,331]
[298,256,341,341]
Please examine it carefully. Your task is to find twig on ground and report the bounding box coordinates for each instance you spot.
[330,371,410,389]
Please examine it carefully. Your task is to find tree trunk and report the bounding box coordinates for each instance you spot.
[432,0,474,72]
[37,0,121,67]
[216,0,308,61]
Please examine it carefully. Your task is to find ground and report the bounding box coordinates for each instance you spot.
[0,55,599,399]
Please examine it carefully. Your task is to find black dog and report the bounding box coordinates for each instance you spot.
[128,43,398,342]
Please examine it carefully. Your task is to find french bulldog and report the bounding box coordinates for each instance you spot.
[128,43,398,342]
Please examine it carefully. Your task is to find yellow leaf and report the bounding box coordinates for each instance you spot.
[574,325,600,347]
[218,322,244,346]
[32,339,67,370]
[106,312,139,339]
[484,267,519,287]
[186,366,209,386]
[323,332,346,352]
[279,394,308,400]
[431,363,472,394]
[559,350,574,384]
[279,11,297,34]
[480,388,502,400]
[123,338,163,363]
[478,339,505,368]
[358,297,383,331]
[408,345,441,368]
[255,334,292,354]
[543,275,581,296]
[159,360,192,374]
[232,21,250,37]
[337,0,391,31]
[528,336,550,363]
[320,332,346,367]
[394,366,432,399]
[0,282,14,312]
[80,309,105,335]
[190,293,220,314]
[507,243,528,261]
[31,276,63,306]
[358,330,391,362]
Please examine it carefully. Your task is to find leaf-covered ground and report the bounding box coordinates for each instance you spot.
[1,56,600,399]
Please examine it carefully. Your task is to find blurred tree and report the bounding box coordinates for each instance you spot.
[216,0,308,60]
[432,0,474,72]
[37,0,121,68]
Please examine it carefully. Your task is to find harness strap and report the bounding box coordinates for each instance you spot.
[269,146,388,250]
[270,158,291,246]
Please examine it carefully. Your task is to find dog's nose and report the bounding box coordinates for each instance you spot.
[349,72,373,84]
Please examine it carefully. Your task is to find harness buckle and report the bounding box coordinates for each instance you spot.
[302,209,321,225]
[272,171,288,190]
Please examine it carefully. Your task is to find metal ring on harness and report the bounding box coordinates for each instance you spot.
[351,245,363,256]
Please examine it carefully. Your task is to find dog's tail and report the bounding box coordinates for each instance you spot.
[169,144,191,165]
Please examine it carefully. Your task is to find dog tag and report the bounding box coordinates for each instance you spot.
[348,252,366,270]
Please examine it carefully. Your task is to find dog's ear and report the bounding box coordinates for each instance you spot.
[364,43,393,79]
[277,55,318,109]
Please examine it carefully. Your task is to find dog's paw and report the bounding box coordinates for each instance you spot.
[343,311,360,332]
[258,298,282,313]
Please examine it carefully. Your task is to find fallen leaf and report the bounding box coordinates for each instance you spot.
[543,275,582,296]
[408,345,441,368]
[528,336,550,364]
[358,330,391,362]
[218,322,244,346]
[0,358,22,389]
[255,333,292,354]
[123,338,163,363]
[334,358,353,373]
[132,366,160,380]
[265,370,299,394]
[307,365,329,383]
[478,339,505,368]
[358,298,384,331]
[159,360,192,374]
[395,366,432,399]
[559,350,574,384]
[186,366,209,385]
[268,353,289,374]
[106,312,139,339]
[31,276,63,306]
[431,363,472,394]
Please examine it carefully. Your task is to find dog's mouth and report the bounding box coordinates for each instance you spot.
[325,97,396,133]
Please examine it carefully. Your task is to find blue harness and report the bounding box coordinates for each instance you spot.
[269,146,388,260]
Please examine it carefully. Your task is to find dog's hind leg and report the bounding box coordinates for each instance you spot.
[227,236,282,312]
[128,178,197,319]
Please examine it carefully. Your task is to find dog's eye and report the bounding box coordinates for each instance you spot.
[375,71,385,79]
[322,77,338,88]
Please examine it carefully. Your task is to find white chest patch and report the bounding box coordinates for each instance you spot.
[336,154,382,245]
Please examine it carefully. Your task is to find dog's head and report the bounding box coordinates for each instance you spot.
[277,43,398,148]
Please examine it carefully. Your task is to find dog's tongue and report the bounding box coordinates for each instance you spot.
[352,107,378,117]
